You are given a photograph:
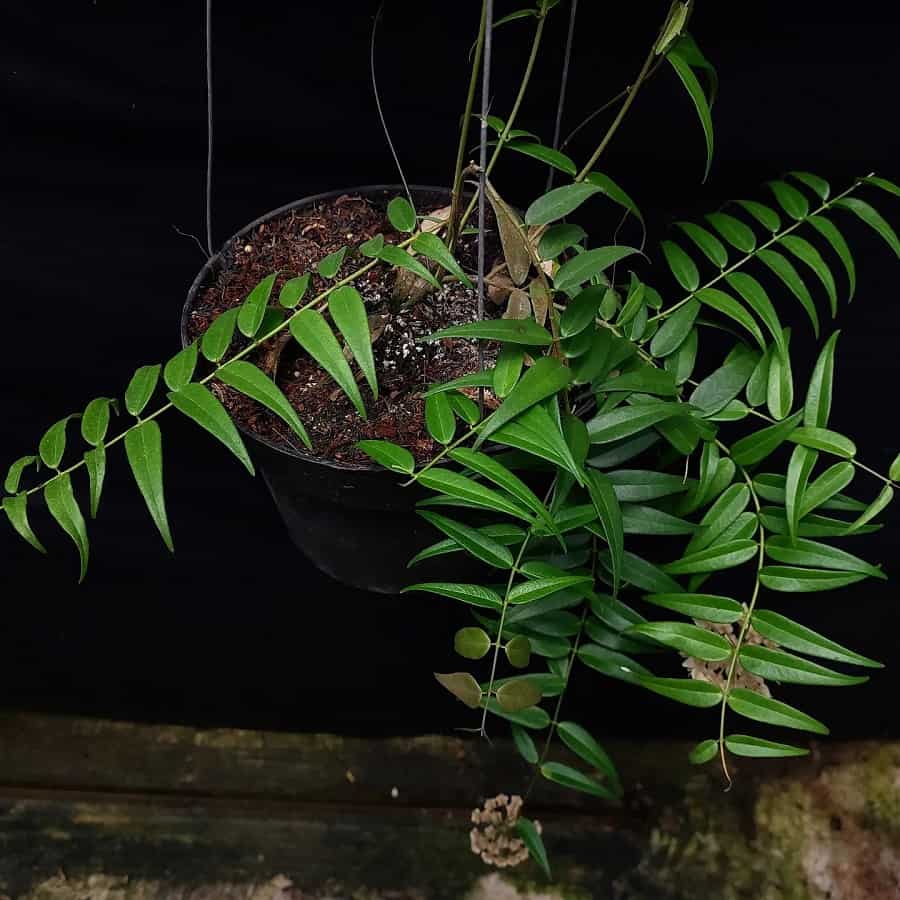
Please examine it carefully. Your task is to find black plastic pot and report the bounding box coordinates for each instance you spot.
[182,185,469,594]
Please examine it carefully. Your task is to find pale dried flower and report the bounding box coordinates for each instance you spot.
[469,793,540,869]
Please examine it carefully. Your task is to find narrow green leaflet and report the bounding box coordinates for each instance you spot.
[424,393,455,445]
[493,344,525,398]
[540,762,616,799]
[846,484,894,534]
[416,469,533,522]
[676,221,728,268]
[316,246,347,279]
[377,244,440,288]
[163,343,199,392]
[403,582,503,610]
[484,696,551,728]
[766,535,884,579]
[4,455,38,494]
[651,298,699,358]
[730,410,802,466]
[667,46,714,181]
[725,735,808,758]
[642,592,742,624]
[789,170,830,201]
[733,199,780,232]
[739,645,867,687]
[578,643,652,685]
[237,273,277,337]
[278,274,310,309]
[2,494,46,553]
[759,507,881,539]
[39,415,79,469]
[357,439,414,474]
[706,212,755,253]
[516,818,551,879]
[808,216,855,301]
[862,175,900,197]
[804,332,839,428]
[167,384,254,475]
[725,273,785,354]
[687,484,750,553]
[663,539,757,575]
[491,404,583,483]
[788,427,855,458]
[757,250,819,337]
[506,140,576,176]
[785,445,818,543]
[779,235,837,317]
[799,462,856,518]
[84,445,106,519]
[477,357,572,445]
[328,285,378,398]
[448,392,480,426]
[538,223,587,260]
[200,307,239,362]
[585,471,624,595]
[690,346,758,415]
[607,470,689,503]
[524,183,603,226]
[750,609,882,668]
[584,172,646,239]
[424,371,494,397]
[509,575,594,605]
[661,240,700,291]
[697,288,766,350]
[124,420,173,552]
[560,284,606,338]
[418,510,513,569]
[759,566,868,592]
[587,402,688,444]
[449,447,554,529]
[409,524,524,567]
[727,688,828,734]
[767,180,809,220]
[422,317,551,346]
[557,721,618,781]
[891,453,900,483]
[767,329,794,420]
[290,309,366,417]
[554,246,641,293]
[411,232,472,288]
[511,725,538,764]
[81,398,116,446]
[628,622,732,661]
[387,197,416,233]
[834,197,900,257]
[636,676,722,707]
[44,473,89,582]
[218,360,311,448]
[622,504,695,535]
[689,739,719,764]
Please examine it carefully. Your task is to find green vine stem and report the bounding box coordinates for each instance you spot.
[15,234,422,501]
[447,0,489,249]
[455,7,549,237]
[716,461,765,788]
[649,175,874,324]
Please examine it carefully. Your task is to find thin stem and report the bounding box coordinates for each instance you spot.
[204,0,214,257]
[448,0,489,249]
[456,11,548,235]
[476,0,494,408]
[715,462,765,789]
[479,523,540,736]
[546,0,578,192]
[573,38,657,183]
[649,176,872,323]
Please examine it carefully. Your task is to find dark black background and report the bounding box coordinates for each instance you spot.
[1,1,898,739]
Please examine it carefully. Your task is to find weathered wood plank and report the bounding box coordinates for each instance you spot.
[0,714,898,899]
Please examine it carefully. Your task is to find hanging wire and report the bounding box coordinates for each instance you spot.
[371,2,416,215]
[205,0,214,257]
[546,0,578,191]
[477,0,494,403]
